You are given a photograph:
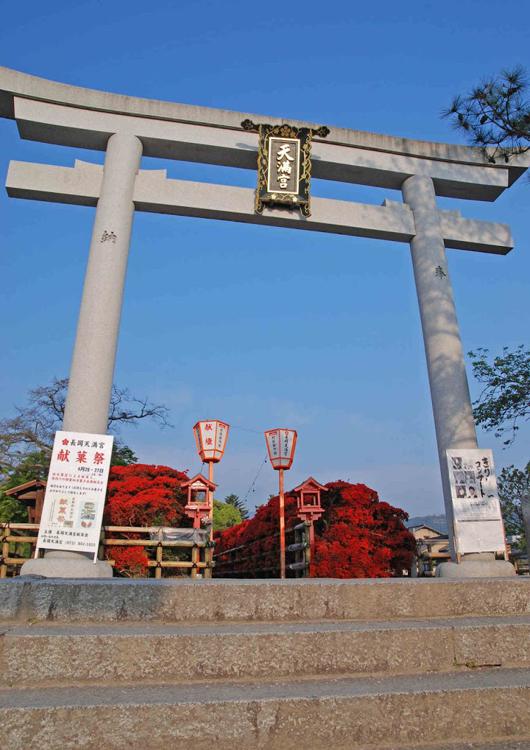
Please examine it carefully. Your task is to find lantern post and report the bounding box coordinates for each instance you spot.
[264,428,298,579]
[192,420,229,539]
[182,474,217,529]
[293,477,326,575]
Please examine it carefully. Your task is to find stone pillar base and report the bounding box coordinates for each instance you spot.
[436,557,516,578]
[20,551,113,579]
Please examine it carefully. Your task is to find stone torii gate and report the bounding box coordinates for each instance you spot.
[1,66,527,578]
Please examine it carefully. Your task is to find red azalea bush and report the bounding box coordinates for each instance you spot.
[214,480,416,578]
[104,463,189,527]
[103,463,189,576]
[111,546,150,577]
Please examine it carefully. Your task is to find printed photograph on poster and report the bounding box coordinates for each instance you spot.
[446,448,502,522]
[36,430,114,560]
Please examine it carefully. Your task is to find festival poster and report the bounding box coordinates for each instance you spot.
[36,430,114,561]
[446,448,502,522]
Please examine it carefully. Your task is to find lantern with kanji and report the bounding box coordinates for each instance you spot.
[293,477,326,523]
[264,428,297,470]
[264,427,298,579]
[192,420,229,539]
[183,474,216,528]
[193,420,230,463]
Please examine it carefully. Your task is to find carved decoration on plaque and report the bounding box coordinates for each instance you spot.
[241,119,330,216]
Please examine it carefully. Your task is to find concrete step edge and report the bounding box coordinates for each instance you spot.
[372,741,530,750]
[3,612,530,636]
[2,577,529,624]
[2,667,529,708]
[3,617,529,689]
[3,669,529,750]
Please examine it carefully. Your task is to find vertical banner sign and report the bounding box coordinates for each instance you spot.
[241,119,330,216]
[446,448,505,554]
[36,431,114,561]
[267,137,300,195]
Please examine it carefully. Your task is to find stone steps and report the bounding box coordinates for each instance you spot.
[1,577,529,749]
[1,668,529,749]
[2,577,529,623]
[388,743,530,750]
[2,615,530,688]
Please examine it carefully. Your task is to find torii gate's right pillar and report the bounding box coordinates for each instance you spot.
[402,175,514,577]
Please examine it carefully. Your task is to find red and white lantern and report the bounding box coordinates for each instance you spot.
[265,427,298,579]
[264,428,297,470]
[193,420,230,463]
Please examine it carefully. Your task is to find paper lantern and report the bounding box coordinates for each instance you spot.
[264,428,297,470]
[193,420,229,463]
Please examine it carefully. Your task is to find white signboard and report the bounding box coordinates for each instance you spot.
[265,428,297,469]
[446,448,505,555]
[36,430,114,561]
[447,449,502,521]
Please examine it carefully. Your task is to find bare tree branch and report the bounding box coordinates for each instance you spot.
[0,377,172,481]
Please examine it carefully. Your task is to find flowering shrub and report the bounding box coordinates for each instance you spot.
[104,463,188,527]
[104,463,189,576]
[112,546,150,577]
[215,480,415,578]
[102,465,415,579]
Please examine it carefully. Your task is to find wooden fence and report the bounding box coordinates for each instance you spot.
[214,521,312,578]
[0,523,214,578]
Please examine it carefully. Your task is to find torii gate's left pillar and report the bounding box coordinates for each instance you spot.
[63,132,143,432]
[21,132,142,579]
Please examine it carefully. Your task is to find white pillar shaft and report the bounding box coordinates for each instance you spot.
[402,175,477,547]
[63,132,142,434]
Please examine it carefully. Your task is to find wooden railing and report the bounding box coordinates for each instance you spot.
[214,521,311,578]
[0,523,214,578]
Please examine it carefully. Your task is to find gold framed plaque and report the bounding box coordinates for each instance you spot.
[241,119,330,216]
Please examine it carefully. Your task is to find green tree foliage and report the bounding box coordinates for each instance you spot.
[443,66,529,163]
[213,499,243,532]
[0,377,170,521]
[468,346,530,445]
[224,493,249,520]
[498,462,530,547]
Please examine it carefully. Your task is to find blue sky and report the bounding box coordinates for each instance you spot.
[1,0,528,517]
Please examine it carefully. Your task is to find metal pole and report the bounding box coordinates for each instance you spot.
[279,467,286,579]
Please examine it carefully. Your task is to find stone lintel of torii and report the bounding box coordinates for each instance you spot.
[1,66,527,579]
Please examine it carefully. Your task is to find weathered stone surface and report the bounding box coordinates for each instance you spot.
[437,559,517,578]
[1,669,529,750]
[1,578,529,624]
[6,160,515,253]
[2,616,529,688]
[1,579,529,749]
[2,65,528,180]
[386,742,530,750]
[20,554,113,579]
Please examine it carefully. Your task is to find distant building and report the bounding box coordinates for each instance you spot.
[409,524,450,576]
